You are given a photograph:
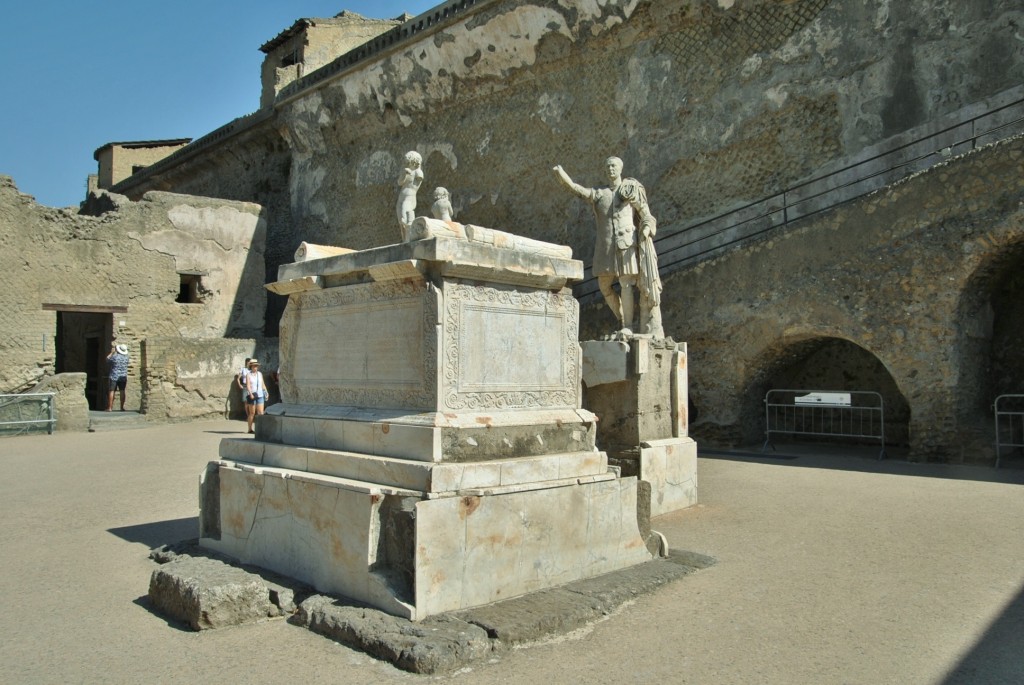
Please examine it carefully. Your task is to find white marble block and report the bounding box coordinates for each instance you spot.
[200,235,661,619]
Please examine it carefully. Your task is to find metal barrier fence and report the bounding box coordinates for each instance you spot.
[993,394,1024,469]
[763,390,886,459]
[0,393,56,436]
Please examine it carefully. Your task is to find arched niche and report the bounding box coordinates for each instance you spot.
[738,335,911,450]
[956,237,1024,461]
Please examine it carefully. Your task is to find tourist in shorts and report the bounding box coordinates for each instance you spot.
[106,343,129,411]
[244,359,266,434]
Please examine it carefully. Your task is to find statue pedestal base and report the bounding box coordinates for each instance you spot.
[582,338,698,516]
[199,237,658,620]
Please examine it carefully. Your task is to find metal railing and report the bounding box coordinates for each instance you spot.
[763,389,886,460]
[993,394,1024,469]
[0,393,56,436]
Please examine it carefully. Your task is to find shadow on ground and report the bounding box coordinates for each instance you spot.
[700,443,1024,485]
[942,582,1024,684]
[108,517,199,548]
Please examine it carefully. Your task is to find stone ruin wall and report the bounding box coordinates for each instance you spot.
[260,14,404,109]
[662,133,1024,459]
[97,143,191,190]
[116,0,1024,332]
[89,0,1024,455]
[269,0,1023,265]
[115,123,297,332]
[0,176,268,420]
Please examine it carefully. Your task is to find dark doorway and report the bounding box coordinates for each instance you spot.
[55,311,113,410]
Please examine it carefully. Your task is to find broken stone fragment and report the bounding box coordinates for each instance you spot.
[148,556,275,630]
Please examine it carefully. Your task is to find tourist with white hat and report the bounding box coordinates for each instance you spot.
[244,359,267,434]
[106,343,130,412]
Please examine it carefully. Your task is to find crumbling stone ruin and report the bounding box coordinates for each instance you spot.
[0,178,271,421]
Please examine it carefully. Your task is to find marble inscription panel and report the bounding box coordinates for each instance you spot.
[286,281,439,410]
[443,282,580,411]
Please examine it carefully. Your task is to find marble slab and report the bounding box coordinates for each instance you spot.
[200,460,653,620]
[218,438,608,494]
[256,407,598,463]
[639,437,698,516]
[275,237,583,288]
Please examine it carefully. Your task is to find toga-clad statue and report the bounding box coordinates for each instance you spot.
[554,157,664,338]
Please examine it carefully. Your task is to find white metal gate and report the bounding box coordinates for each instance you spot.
[0,393,56,436]
[993,394,1024,468]
[763,389,886,459]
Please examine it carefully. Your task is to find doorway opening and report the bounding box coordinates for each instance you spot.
[53,310,115,410]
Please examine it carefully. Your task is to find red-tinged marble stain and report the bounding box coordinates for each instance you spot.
[226,512,245,535]
[459,496,481,519]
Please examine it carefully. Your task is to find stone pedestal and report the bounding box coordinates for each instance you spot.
[581,338,698,516]
[198,236,657,620]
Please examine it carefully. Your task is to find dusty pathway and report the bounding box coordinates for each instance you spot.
[0,421,1021,684]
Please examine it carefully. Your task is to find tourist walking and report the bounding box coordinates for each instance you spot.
[244,359,266,434]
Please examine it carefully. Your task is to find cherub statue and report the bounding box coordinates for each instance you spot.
[553,157,664,338]
[431,187,454,221]
[396,151,424,241]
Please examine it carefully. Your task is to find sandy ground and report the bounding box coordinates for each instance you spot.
[0,420,1021,684]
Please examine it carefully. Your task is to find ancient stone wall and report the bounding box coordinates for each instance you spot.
[260,13,401,109]
[95,0,1024,459]
[33,373,90,432]
[267,0,1023,257]
[0,176,267,421]
[97,142,190,190]
[141,337,279,422]
[118,0,1024,312]
[653,133,1024,461]
[112,122,294,334]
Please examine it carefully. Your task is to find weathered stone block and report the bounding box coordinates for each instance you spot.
[582,338,682,450]
[297,595,493,675]
[148,556,274,630]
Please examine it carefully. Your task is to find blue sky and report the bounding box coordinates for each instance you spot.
[1,1,440,208]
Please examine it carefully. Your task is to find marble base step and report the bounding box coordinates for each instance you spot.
[200,459,655,620]
[219,438,608,495]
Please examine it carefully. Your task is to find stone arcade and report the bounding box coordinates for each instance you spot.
[198,223,666,620]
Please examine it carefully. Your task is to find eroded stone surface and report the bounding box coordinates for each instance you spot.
[148,556,275,630]
[298,596,493,675]
[149,548,714,674]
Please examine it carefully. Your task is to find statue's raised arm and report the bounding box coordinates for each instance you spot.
[553,165,590,200]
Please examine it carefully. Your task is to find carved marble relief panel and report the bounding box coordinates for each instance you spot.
[285,280,439,410]
[442,282,580,411]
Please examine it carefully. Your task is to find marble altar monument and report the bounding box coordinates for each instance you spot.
[198,163,663,620]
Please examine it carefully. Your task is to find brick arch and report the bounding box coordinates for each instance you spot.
[954,217,1024,433]
[735,331,911,449]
